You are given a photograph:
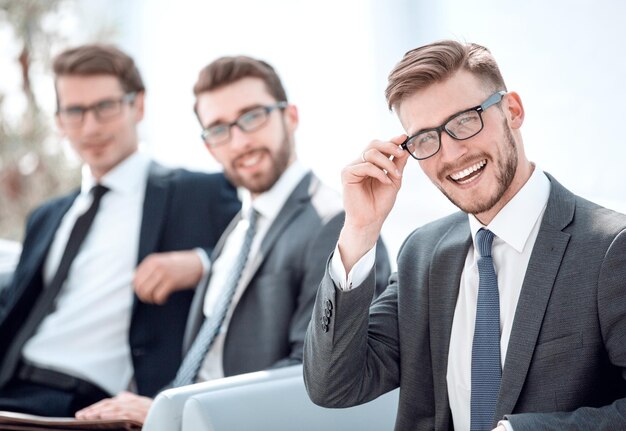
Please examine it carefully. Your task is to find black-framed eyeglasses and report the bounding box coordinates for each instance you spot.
[200,102,288,147]
[57,93,137,127]
[401,91,506,160]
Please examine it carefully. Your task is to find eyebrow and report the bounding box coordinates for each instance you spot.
[205,103,266,128]
[59,95,126,110]
[408,101,481,136]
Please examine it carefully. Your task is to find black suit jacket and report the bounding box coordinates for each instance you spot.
[183,172,391,377]
[0,162,240,396]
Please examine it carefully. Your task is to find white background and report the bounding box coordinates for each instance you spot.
[3,0,626,260]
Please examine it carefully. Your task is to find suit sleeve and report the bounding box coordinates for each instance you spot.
[303,257,401,408]
[0,205,45,317]
[506,228,626,430]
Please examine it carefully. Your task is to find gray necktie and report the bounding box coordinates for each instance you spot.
[172,208,259,387]
[470,228,502,431]
[0,185,109,386]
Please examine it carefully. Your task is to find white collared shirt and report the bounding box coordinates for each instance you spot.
[197,160,309,382]
[447,167,550,430]
[22,151,150,395]
[332,166,550,430]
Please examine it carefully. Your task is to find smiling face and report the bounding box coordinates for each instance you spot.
[55,74,144,180]
[195,77,298,197]
[397,70,532,224]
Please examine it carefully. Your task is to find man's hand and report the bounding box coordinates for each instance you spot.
[492,425,507,431]
[75,391,153,424]
[134,250,204,305]
[338,135,409,272]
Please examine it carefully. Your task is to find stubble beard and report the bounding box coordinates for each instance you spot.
[439,121,518,215]
[225,130,292,195]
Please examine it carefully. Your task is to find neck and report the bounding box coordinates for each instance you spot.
[474,161,534,225]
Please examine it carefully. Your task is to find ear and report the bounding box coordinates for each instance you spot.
[283,103,299,133]
[504,91,524,129]
[133,91,146,123]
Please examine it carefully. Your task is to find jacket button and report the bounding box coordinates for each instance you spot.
[322,316,329,325]
[322,324,329,333]
[325,299,333,310]
[325,308,332,318]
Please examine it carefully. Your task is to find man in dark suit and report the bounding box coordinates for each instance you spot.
[75,55,391,424]
[0,44,240,417]
[303,40,626,430]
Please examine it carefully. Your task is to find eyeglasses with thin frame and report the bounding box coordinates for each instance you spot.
[57,93,137,128]
[401,91,507,160]
[200,102,288,147]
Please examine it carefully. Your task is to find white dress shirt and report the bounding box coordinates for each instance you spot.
[332,166,550,430]
[197,160,309,382]
[22,152,149,396]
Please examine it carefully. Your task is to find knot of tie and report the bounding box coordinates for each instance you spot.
[475,228,495,258]
[91,184,110,200]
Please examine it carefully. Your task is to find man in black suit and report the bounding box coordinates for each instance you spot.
[0,44,240,416]
[75,55,391,424]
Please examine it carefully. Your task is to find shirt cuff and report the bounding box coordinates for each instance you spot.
[329,244,377,290]
[194,247,211,289]
[498,420,514,431]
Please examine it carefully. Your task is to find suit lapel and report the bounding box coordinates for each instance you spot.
[137,162,173,263]
[183,173,315,352]
[495,174,574,418]
[238,173,315,289]
[429,216,472,428]
[11,192,78,302]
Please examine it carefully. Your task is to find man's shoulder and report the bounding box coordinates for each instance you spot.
[148,165,235,196]
[156,166,228,185]
[307,176,343,221]
[547,174,626,236]
[28,190,78,221]
[570,194,626,238]
[400,211,467,252]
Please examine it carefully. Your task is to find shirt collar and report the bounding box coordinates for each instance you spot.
[468,165,550,253]
[81,151,151,195]
[240,160,309,222]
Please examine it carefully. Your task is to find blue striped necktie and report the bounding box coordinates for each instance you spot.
[470,228,501,431]
[172,208,259,387]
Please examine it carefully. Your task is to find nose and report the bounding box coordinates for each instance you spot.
[229,124,252,151]
[438,132,469,164]
[81,109,101,133]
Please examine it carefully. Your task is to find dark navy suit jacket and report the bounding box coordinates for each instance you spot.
[0,162,240,396]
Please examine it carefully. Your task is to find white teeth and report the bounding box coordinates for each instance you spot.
[450,160,486,181]
[239,152,262,167]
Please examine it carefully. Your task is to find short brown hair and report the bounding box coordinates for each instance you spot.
[53,44,145,96]
[385,40,506,111]
[193,56,288,102]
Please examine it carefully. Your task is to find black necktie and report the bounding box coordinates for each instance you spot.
[0,184,109,386]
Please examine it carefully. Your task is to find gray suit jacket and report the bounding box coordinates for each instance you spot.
[183,172,391,376]
[304,174,626,430]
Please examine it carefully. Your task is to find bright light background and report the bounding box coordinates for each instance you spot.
[7,0,626,260]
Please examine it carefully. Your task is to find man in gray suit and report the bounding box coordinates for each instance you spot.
[304,40,626,430]
[76,55,390,423]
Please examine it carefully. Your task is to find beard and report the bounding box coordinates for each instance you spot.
[438,120,518,215]
[224,130,293,195]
